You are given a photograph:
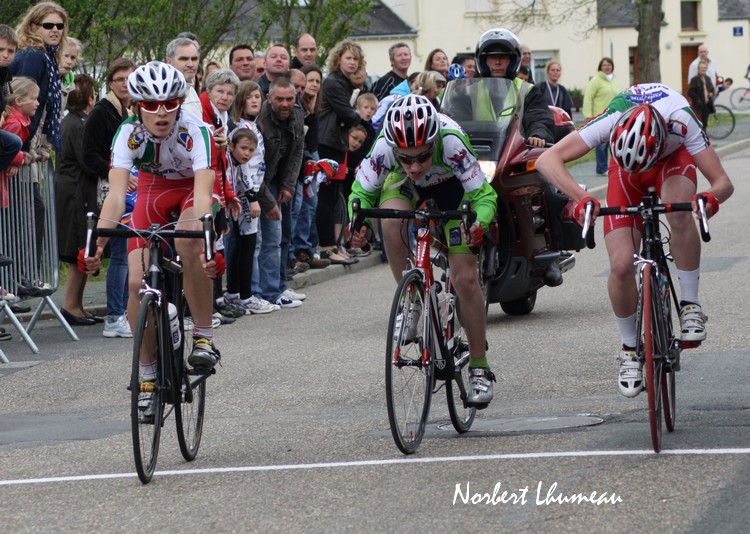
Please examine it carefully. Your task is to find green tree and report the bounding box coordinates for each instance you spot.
[253,0,374,66]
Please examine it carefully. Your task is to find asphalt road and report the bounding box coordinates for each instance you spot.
[1,150,750,532]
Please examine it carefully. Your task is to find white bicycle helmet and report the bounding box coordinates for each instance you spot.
[128,61,187,102]
[383,95,440,148]
[609,104,666,173]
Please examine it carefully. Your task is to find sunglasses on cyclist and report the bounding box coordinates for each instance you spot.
[393,146,434,166]
[39,22,65,30]
[138,99,182,114]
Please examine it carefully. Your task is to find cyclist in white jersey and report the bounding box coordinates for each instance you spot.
[84,62,224,371]
[349,95,499,408]
[536,83,734,397]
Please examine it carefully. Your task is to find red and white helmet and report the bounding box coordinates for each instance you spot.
[383,95,439,148]
[609,104,666,173]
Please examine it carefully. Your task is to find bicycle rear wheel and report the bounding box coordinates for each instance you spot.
[175,334,206,461]
[386,270,433,454]
[661,279,677,432]
[730,87,750,111]
[131,292,164,484]
[705,104,735,140]
[446,294,476,433]
[641,265,664,452]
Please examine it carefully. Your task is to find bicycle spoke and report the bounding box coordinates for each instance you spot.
[385,271,432,454]
[131,293,164,484]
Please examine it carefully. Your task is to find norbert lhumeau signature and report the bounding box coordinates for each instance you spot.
[453,481,623,506]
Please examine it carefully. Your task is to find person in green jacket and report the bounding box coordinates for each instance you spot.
[583,57,618,174]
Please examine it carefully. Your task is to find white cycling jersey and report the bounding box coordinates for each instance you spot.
[356,114,487,193]
[578,83,710,159]
[110,111,213,179]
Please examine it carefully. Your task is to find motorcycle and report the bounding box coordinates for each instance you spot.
[441,77,585,315]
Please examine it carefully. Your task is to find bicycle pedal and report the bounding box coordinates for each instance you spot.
[680,340,702,350]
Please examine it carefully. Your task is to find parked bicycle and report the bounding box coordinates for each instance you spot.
[85,212,215,484]
[705,104,735,140]
[729,73,750,111]
[582,191,710,452]
[350,198,477,454]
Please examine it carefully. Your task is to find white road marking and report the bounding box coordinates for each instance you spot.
[2,447,750,486]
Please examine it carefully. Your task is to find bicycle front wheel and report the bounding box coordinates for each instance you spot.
[641,264,664,453]
[386,270,432,454]
[175,334,206,461]
[131,292,165,484]
[705,104,735,140]
[446,294,476,433]
[730,87,750,111]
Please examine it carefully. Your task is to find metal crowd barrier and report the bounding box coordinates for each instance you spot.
[0,161,78,363]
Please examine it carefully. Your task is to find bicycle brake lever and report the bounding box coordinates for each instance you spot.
[696,196,711,242]
[201,214,214,261]
[84,212,98,258]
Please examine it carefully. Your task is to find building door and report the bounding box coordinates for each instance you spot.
[682,45,698,94]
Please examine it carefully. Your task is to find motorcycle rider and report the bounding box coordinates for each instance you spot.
[471,28,561,286]
[348,95,499,409]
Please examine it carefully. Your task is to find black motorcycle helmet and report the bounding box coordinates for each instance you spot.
[475,28,522,79]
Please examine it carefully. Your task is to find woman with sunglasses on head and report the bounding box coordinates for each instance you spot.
[348,94,499,409]
[9,2,68,296]
[84,62,226,384]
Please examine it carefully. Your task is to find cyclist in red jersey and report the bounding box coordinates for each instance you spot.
[537,83,734,398]
[84,62,225,370]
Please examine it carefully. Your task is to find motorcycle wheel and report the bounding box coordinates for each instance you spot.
[500,290,537,316]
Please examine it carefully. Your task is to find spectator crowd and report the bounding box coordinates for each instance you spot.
[1,1,724,344]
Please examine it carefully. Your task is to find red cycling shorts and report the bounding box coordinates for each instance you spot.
[128,172,196,253]
[603,145,697,236]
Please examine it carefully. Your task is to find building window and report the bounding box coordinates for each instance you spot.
[465,0,495,13]
[681,1,700,31]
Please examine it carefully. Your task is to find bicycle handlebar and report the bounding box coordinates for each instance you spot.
[581,197,710,249]
[350,198,476,244]
[84,212,215,261]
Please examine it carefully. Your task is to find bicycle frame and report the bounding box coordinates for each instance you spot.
[85,214,215,404]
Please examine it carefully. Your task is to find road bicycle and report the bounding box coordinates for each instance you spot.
[350,198,478,454]
[705,104,735,140]
[729,75,750,111]
[85,213,215,483]
[583,190,710,452]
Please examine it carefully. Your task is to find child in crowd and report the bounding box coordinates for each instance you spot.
[223,127,271,314]
[1,77,37,200]
[224,83,277,314]
[0,24,21,175]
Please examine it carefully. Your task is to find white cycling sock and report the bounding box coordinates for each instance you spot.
[676,267,700,305]
[614,312,638,349]
[140,361,157,382]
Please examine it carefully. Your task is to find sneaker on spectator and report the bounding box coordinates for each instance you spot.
[215,297,245,318]
[239,295,277,314]
[282,288,306,301]
[187,337,220,368]
[276,295,302,309]
[103,314,132,338]
[0,254,12,267]
[257,297,281,311]
[297,250,330,269]
[213,312,234,325]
